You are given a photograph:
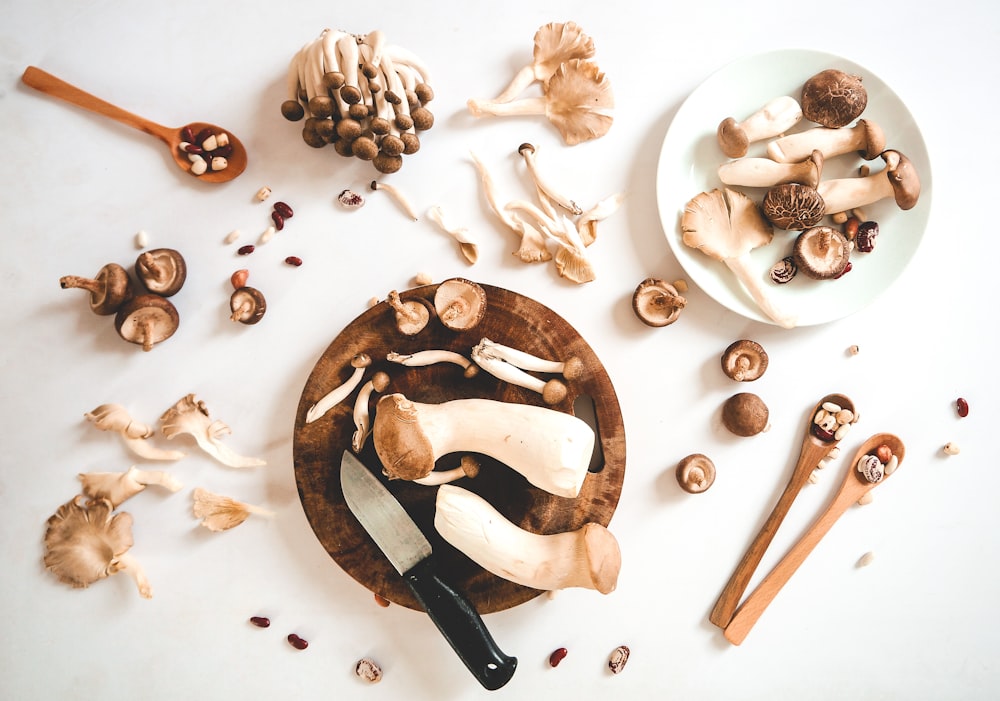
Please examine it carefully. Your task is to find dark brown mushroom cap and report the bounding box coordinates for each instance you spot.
[229,286,267,325]
[114,293,180,351]
[762,183,826,230]
[793,226,851,280]
[882,149,921,210]
[135,248,187,297]
[856,119,886,160]
[372,393,434,480]
[59,263,135,316]
[281,99,305,122]
[631,278,687,327]
[722,392,770,437]
[434,278,487,331]
[717,117,750,159]
[676,453,717,493]
[721,340,769,382]
[801,69,867,128]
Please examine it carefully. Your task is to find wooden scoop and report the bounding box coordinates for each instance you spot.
[21,66,247,183]
[709,393,856,628]
[723,432,905,645]
[680,188,795,328]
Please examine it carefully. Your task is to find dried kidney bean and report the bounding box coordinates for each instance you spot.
[286,633,308,650]
[284,256,303,266]
[548,647,568,667]
[249,616,270,628]
[237,244,255,255]
[956,397,969,417]
[273,201,294,218]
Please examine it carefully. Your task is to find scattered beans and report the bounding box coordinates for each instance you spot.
[548,647,568,668]
[338,189,365,208]
[857,492,874,506]
[833,261,853,279]
[672,279,689,294]
[249,615,270,628]
[847,344,860,356]
[286,633,309,650]
[608,645,630,674]
[856,551,875,568]
[842,216,861,241]
[355,657,383,683]
[285,256,303,267]
[413,271,433,286]
[273,201,294,219]
[271,210,285,230]
[956,397,969,418]
[255,186,272,202]
[943,442,960,456]
[237,244,255,255]
[231,269,249,289]
[259,225,277,245]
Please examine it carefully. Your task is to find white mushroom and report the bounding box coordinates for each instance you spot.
[434,484,620,593]
[718,149,824,189]
[78,465,183,508]
[351,371,390,453]
[306,353,373,424]
[371,393,594,497]
[471,339,569,405]
[473,337,583,379]
[766,119,886,163]
[84,403,185,461]
[387,349,479,377]
[717,96,803,158]
[159,394,266,468]
[469,151,551,263]
[426,205,479,265]
[192,487,274,532]
[817,149,921,213]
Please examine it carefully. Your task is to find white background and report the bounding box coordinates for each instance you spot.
[2,0,997,698]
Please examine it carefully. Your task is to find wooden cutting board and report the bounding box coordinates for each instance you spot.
[292,282,626,614]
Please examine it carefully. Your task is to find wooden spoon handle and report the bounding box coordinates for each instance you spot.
[21,66,174,143]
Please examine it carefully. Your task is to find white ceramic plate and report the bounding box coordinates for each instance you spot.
[656,49,931,327]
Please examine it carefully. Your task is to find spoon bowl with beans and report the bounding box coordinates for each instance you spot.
[723,432,905,645]
[21,66,247,183]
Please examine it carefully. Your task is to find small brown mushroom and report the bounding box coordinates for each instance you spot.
[114,294,180,351]
[386,290,433,335]
[60,263,135,315]
[632,278,686,327]
[676,453,717,494]
[793,226,851,280]
[135,248,187,297]
[229,286,267,325]
[434,278,487,331]
[721,340,769,382]
[722,392,770,437]
[762,183,826,230]
[817,149,921,213]
[801,69,867,128]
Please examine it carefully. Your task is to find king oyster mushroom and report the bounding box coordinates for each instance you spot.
[793,226,852,280]
[60,262,135,315]
[135,248,187,297]
[717,95,803,159]
[817,149,921,213]
[766,119,886,163]
[114,294,179,351]
[762,183,826,230]
[800,69,867,128]
[718,149,824,190]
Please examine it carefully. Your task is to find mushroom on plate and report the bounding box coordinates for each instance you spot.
[800,69,867,128]
[718,149,824,189]
[817,149,921,213]
[114,294,179,351]
[717,95,803,159]
[762,183,826,230]
[793,226,852,280]
[60,262,135,315]
[631,278,686,327]
[766,119,885,163]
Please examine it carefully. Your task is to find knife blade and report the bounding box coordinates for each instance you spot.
[339,450,517,690]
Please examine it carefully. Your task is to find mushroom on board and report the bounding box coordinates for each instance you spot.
[717,96,803,159]
[793,226,852,280]
[488,21,596,103]
[386,290,433,335]
[433,278,487,331]
[766,119,886,163]
[135,248,187,297]
[468,59,613,146]
[114,294,179,351]
[817,149,921,213]
[801,69,867,128]
[632,278,686,327]
[59,262,135,315]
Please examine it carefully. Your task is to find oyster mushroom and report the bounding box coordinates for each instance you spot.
[721,340,769,382]
[676,454,717,494]
[762,183,826,230]
[517,142,582,215]
[433,278,487,331]
[721,392,770,437]
[793,226,852,280]
[489,21,596,103]
[718,149,824,189]
[632,278,686,327]
[426,205,479,265]
[135,248,187,297]
[192,487,274,532]
[78,465,184,508]
[160,394,266,468]
[817,149,920,213]
[468,59,613,146]
[717,96,803,159]
[84,403,185,461]
[114,294,179,351]
[59,263,135,315]
[766,119,886,163]
[230,286,266,325]
[43,495,152,598]
[801,69,867,128]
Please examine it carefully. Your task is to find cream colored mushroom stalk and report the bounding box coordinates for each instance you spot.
[372,393,594,498]
[306,353,372,424]
[84,403,185,461]
[79,466,183,508]
[471,338,580,405]
[160,394,265,468]
[434,484,621,593]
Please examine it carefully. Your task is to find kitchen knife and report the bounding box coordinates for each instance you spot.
[339,450,517,690]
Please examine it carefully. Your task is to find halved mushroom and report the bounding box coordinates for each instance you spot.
[766,119,886,163]
[632,278,686,327]
[721,340,769,382]
[676,454,717,494]
[230,286,266,325]
[722,392,770,437]
[762,183,826,230]
[434,278,487,331]
[135,248,187,297]
[801,69,867,128]
[386,290,433,335]
[114,294,179,351]
[817,149,920,213]
[793,226,852,280]
[60,263,135,315]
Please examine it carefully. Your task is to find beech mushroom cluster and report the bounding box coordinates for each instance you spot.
[60,247,187,351]
[467,22,614,145]
[281,29,435,174]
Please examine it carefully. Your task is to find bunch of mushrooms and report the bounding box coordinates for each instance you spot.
[281,29,435,174]
[467,21,614,145]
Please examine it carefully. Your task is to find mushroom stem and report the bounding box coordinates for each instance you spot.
[725,255,797,329]
[767,119,885,163]
[387,349,478,377]
[351,371,389,453]
[718,150,824,189]
[370,180,419,220]
[717,96,803,158]
[426,205,479,264]
[517,142,582,215]
[59,275,102,295]
[817,150,920,213]
[306,353,372,424]
[471,340,568,404]
[474,337,583,379]
[470,151,552,263]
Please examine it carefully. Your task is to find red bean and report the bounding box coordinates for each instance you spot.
[271,210,285,231]
[957,397,969,417]
[195,127,214,145]
[237,244,255,255]
[249,616,270,628]
[181,126,195,143]
[273,201,294,218]
[284,256,303,267]
[287,633,308,650]
[373,593,391,608]
[548,647,568,667]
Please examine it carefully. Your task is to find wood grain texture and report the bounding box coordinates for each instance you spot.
[292,282,626,614]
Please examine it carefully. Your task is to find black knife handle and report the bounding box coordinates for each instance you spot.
[404,557,517,690]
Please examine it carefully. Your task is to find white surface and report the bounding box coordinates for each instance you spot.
[1,1,996,699]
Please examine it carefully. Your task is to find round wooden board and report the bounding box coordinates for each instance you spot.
[292,282,626,614]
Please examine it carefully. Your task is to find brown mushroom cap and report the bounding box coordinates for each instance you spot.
[632,278,687,327]
[434,278,487,331]
[881,149,921,210]
[856,119,887,160]
[721,392,770,437]
[114,294,179,351]
[801,69,867,128]
[59,263,135,315]
[43,495,135,589]
[762,182,826,230]
[717,117,750,159]
[229,286,266,325]
[676,453,717,493]
[721,340,769,382]
[793,226,851,280]
[372,393,434,480]
[135,248,187,297]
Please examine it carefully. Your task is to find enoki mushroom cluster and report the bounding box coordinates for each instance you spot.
[281,29,435,174]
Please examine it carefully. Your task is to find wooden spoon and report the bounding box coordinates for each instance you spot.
[709,393,856,628]
[21,66,247,183]
[723,432,905,645]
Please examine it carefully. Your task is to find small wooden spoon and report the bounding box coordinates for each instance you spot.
[723,432,905,645]
[21,66,247,183]
[709,393,856,628]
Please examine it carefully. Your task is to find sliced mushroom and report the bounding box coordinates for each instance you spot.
[434,278,487,331]
[632,278,686,327]
[135,248,187,297]
[676,454,717,494]
[114,294,179,351]
[386,290,433,335]
[762,183,826,230]
[718,149,824,189]
[721,392,770,437]
[766,119,886,163]
[717,96,803,159]
[793,226,852,280]
[60,263,135,315]
[721,340,769,382]
[801,69,867,128]
[817,149,920,213]
[230,286,266,325]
